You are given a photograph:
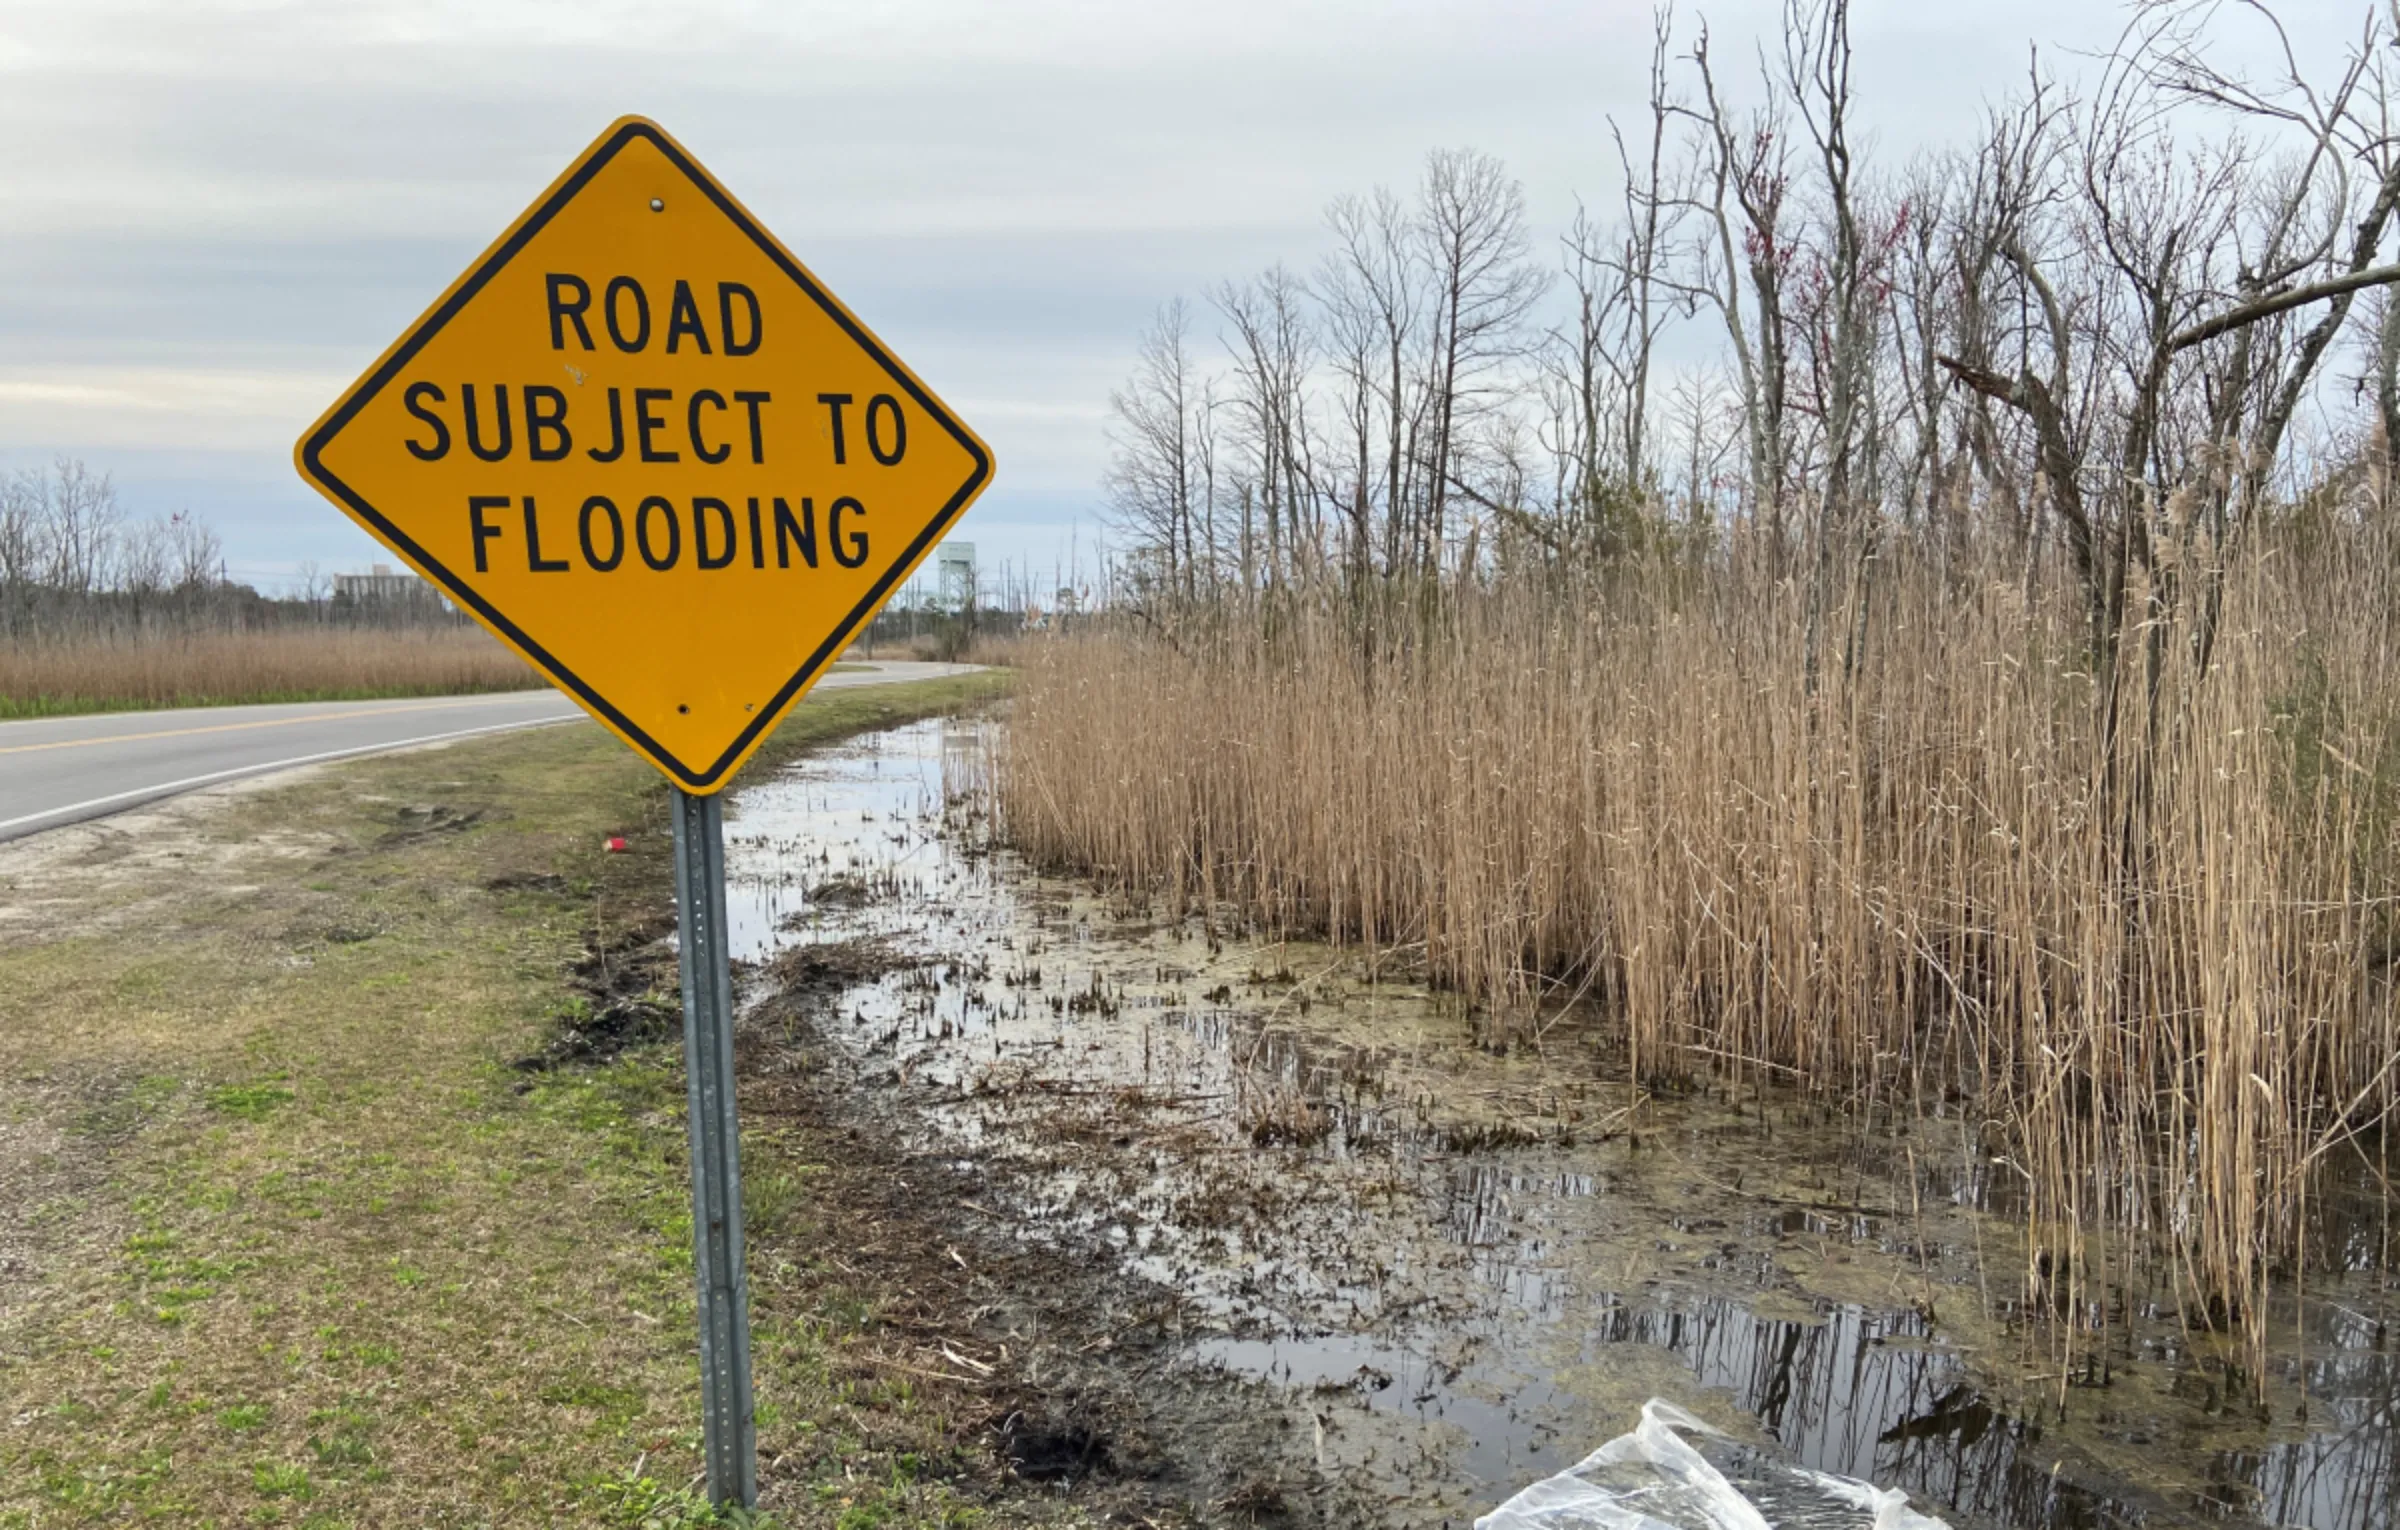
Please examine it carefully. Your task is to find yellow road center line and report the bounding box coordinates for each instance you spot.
[0,693,564,756]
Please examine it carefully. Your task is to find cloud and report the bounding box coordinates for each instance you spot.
[0,367,346,448]
[0,0,2373,590]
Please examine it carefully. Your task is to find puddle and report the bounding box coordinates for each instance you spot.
[725,716,2398,1530]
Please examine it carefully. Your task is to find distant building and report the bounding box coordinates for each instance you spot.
[334,563,425,602]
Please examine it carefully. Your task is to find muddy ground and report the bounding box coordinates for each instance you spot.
[549,852,1375,1525]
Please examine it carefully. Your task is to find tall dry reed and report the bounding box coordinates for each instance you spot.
[999,534,2400,1351]
[0,627,540,716]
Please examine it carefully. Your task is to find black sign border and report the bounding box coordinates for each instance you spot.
[298,119,991,791]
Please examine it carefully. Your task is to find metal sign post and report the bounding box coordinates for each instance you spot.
[671,787,757,1507]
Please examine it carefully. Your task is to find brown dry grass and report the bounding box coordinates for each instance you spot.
[998,531,2400,1361]
[0,626,541,717]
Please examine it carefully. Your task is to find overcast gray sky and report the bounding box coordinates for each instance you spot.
[0,0,2372,590]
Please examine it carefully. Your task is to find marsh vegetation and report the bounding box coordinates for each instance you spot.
[1001,0,2400,1388]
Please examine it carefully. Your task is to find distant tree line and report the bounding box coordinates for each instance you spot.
[0,458,461,639]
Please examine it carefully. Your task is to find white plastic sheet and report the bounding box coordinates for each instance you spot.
[1474,1400,1950,1530]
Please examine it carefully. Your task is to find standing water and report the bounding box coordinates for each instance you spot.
[721,716,2396,1530]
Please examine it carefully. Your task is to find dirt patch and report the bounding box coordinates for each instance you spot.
[805,873,882,910]
[0,771,343,943]
[374,801,491,847]
[483,869,571,895]
[992,1410,1114,1483]
[756,935,922,1006]
[729,945,1385,1528]
[511,912,680,1072]
[504,923,1352,1517]
[282,917,386,947]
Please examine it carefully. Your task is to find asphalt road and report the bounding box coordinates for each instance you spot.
[0,661,981,844]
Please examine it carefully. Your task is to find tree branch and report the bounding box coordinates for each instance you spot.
[2169,262,2400,352]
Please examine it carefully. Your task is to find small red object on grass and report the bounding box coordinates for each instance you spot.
[605,836,629,853]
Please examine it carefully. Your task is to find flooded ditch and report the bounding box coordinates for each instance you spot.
[723,715,2397,1529]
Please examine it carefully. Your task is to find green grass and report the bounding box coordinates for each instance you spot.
[0,671,1053,1528]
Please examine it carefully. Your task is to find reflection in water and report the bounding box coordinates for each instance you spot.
[2217,1300,2394,1530]
[725,718,2396,1530]
[1584,1297,2141,1529]
[1189,1329,1587,1489]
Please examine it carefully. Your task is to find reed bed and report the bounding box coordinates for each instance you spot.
[0,626,541,717]
[999,535,2400,1348]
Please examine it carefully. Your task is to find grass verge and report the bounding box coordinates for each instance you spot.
[0,671,1040,1528]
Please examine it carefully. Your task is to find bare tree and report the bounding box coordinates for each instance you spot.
[1323,187,1430,581]
[1214,266,1316,592]
[1682,22,1797,562]
[170,510,223,593]
[1939,3,2400,675]
[1317,224,1393,586]
[42,458,120,596]
[0,470,45,635]
[1783,0,1881,687]
[117,517,171,599]
[1105,301,1206,600]
[1417,148,1547,578]
[1553,6,1693,559]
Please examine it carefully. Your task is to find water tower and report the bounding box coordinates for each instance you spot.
[936,542,976,614]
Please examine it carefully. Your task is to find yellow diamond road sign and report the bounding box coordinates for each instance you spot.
[295,116,993,792]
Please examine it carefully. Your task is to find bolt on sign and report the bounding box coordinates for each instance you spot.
[295,115,993,791]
